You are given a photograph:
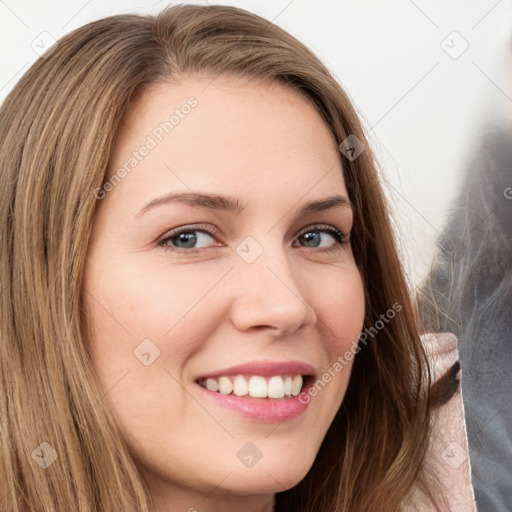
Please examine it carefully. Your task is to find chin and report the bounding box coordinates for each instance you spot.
[219,452,314,495]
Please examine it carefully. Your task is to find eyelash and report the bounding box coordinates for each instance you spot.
[157,223,350,255]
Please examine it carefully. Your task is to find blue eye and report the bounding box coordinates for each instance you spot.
[294,225,349,251]
[158,224,221,254]
[158,223,350,255]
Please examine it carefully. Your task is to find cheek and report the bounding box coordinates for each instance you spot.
[316,267,366,352]
[83,256,230,377]
[307,268,365,409]
[82,260,226,447]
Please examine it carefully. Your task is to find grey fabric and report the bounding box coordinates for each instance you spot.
[419,122,512,512]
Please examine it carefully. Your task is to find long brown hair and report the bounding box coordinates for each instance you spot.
[0,4,442,511]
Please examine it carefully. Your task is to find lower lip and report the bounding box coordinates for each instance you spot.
[195,377,314,423]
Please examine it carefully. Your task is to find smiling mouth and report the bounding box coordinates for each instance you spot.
[195,374,313,400]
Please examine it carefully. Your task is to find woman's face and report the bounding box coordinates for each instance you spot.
[83,75,365,511]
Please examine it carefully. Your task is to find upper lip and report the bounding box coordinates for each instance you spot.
[195,360,316,381]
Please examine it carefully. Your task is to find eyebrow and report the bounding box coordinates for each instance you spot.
[135,191,352,218]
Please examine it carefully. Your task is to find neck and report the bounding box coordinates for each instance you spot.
[144,469,277,512]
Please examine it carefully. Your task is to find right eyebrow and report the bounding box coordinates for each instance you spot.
[135,192,246,218]
[135,191,353,219]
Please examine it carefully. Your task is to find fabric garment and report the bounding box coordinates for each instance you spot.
[409,332,477,511]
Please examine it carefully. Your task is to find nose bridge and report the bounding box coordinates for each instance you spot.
[229,234,316,333]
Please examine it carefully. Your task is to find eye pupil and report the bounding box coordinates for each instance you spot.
[301,232,320,247]
[176,232,197,248]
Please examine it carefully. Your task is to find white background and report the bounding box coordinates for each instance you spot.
[1,0,511,286]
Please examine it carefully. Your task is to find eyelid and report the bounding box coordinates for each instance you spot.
[157,223,222,245]
[157,222,351,255]
[296,223,349,240]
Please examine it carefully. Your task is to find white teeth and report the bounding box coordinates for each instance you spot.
[284,376,292,396]
[248,376,267,398]
[199,374,305,399]
[218,376,233,395]
[233,375,249,396]
[206,378,219,392]
[291,375,302,396]
[267,376,285,398]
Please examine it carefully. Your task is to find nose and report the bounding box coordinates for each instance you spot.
[228,240,317,336]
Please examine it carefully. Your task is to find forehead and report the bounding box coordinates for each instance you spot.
[105,74,349,206]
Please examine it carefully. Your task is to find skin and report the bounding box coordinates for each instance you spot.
[83,74,366,512]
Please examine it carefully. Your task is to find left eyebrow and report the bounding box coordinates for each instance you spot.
[297,194,353,215]
[135,191,352,218]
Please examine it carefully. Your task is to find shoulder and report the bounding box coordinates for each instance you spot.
[409,332,478,511]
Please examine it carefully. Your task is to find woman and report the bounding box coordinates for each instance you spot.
[0,4,474,511]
